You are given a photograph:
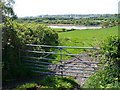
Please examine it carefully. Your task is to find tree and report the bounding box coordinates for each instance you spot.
[2,0,24,81]
[1,0,17,21]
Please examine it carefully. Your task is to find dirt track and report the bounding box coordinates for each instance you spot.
[49,53,99,86]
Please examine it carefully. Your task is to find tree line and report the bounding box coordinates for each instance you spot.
[16,14,118,28]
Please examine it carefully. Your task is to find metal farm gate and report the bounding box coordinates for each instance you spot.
[20,44,100,85]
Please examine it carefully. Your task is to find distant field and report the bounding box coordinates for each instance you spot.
[50,26,118,61]
[58,26,118,47]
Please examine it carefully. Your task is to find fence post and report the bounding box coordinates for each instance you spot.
[59,48,63,77]
[0,7,2,89]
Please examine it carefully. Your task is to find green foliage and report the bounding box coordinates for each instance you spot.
[16,76,80,89]
[1,0,17,21]
[62,28,66,32]
[100,36,120,67]
[16,14,118,27]
[2,0,30,81]
[83,36,120,88]
[16,83,37,89]
[2,18,31,81]
[83,69,120,88]
[101,21,110,28]
[2,20,59,81]
[14,23,58,46]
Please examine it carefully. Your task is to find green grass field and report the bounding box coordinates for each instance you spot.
[51,26,118,61]
[58,26,118,47]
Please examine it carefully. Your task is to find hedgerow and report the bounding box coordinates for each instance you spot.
[83,36,120,88]
[2,18,59,81]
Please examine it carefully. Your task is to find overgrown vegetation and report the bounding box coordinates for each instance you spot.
[16,76,80,89]
[2,18,29,80]
[2,0,119,89]
[83,36,120,88]
[2,19,59,81]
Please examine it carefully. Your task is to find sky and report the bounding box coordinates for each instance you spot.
[13,0,120,17]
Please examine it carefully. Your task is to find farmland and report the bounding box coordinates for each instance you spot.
[2,0,120,89]
[48,26,118,61]
[57,26,118,47]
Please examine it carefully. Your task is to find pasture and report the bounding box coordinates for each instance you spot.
[58,26,118,47]
[51,26,118,60]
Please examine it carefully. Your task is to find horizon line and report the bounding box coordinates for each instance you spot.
[17,13,118,18]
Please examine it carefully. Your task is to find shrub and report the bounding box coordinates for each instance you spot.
[83,36,120,88]
[2,20,59,81]
[2,18,29,80]
[14,23,58,46]
[16,83,38,89]
[16,76,80,89]
[62,28,66,32]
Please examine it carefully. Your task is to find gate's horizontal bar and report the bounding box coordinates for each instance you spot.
[57,70,94,74]
[26,64,96,72]
[25,50,80,56]
[62,68,95,71]
[62,65,97,68]
[25,63,49,68]
[24,50,58,54]
[23,50,96,56]
[23,50,81,56]
[62,61,99,64]
[26,44,100,49]
[24,60,53,65]
[32,71,89,78]
[21,56,56,61]
[29,67,50,71]
[32,70,59,75]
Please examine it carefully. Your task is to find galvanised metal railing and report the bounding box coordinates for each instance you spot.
[20,44,100,79]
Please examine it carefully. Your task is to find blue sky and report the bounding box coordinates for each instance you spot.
[13,0,119,17]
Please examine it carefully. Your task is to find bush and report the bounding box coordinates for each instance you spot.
[2,19,59,81]
[83,68,120,88]
[16,76,80,89]
[16,83,38,89]
[83,36,120,88]
[62,28,66,32]
[100,36,120,67]
[2,18,29,80]
[14,23,58,46]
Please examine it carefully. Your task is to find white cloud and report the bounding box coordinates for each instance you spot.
[13,0,119,17]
